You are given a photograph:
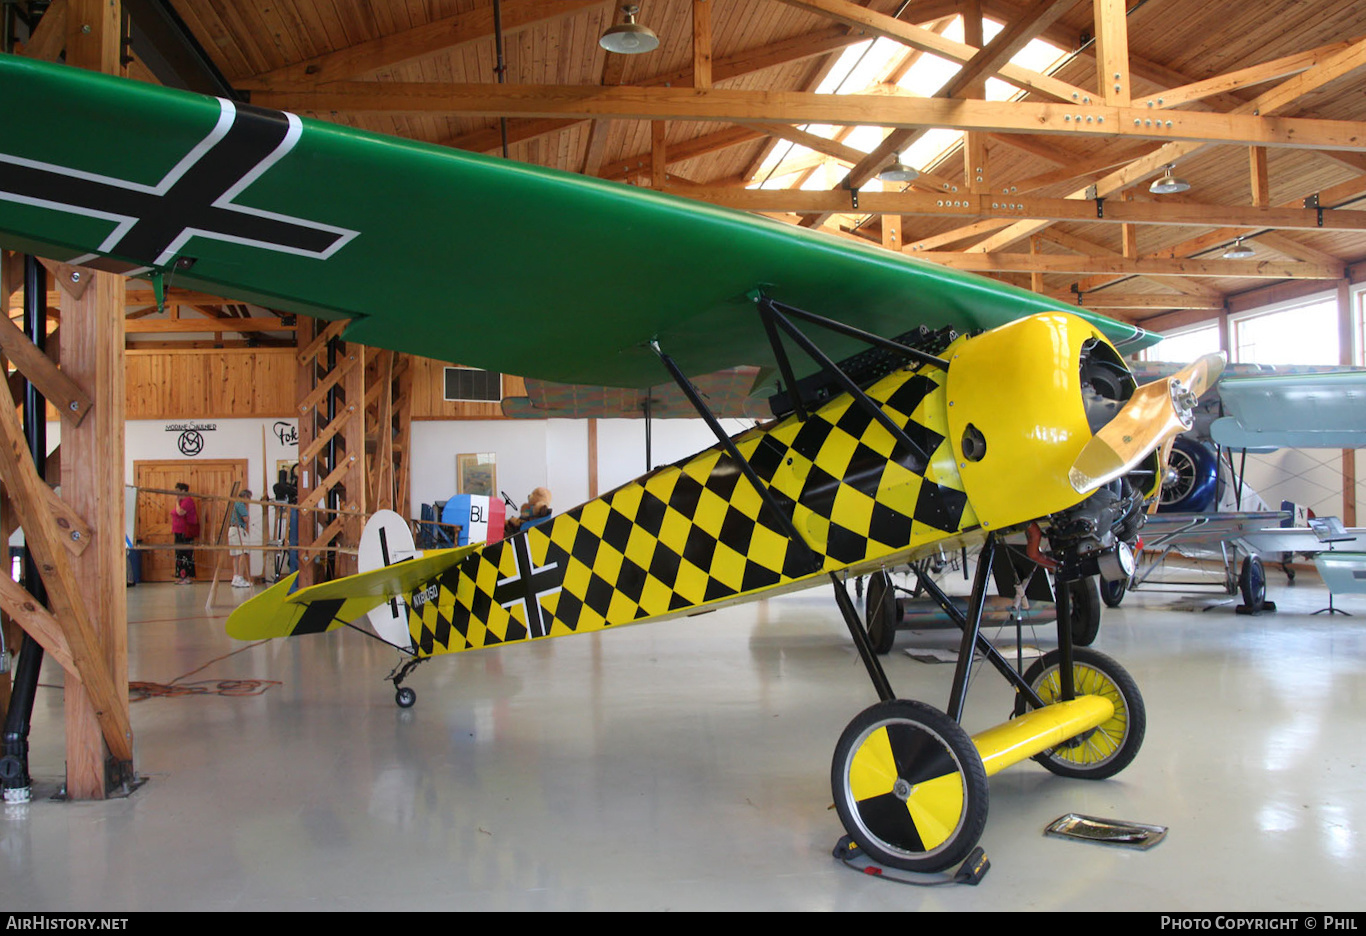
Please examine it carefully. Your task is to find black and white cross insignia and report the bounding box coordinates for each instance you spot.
[0,98,358,273]
[492,535,563,640]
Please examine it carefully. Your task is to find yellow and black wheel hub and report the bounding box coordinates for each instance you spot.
[831,699,989,873]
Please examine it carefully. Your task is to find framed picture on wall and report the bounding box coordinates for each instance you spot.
[456,452,497,498]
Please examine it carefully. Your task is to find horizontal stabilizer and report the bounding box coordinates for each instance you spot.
[226,544,480,642]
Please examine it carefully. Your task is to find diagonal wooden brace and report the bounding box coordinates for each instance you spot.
[0,373,131,762]
[0,314,94,426]
[0,573,78,676]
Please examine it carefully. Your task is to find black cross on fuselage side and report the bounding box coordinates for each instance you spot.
[492,534,563,640]
[0,99,353,268]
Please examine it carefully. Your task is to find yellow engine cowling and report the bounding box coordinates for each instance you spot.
[944,312,1131,532]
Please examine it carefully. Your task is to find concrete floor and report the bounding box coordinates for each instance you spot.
[2,563,1365,911]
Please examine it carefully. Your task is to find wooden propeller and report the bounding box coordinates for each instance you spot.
[1069,353,1225,496]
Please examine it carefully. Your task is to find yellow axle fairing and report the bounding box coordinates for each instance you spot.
[972,696,1115,777]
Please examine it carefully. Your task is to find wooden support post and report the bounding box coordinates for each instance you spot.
[1121,191,1138,260]
[1338,279,1357,526]
[652,121,668,190]
[1029,235,1045,293]
[1250,146,1270,206]
[294,318,366,580]
[962,1,988,196]
[367,350,395,512]
[295,317,319,587]
[339,342,366,576]
[881,213,901,252]
[59,268,130,797]
[52,0,131,799]
[1093,0,1131,107]
[393,354,414,521]
[693,0,712,90]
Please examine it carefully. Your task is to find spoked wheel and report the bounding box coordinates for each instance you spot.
[1012,647,1145,780]
[1239,555,1267,610]
[832,699,989,872]
[1158,436,1218,513]
[864,571,902,655]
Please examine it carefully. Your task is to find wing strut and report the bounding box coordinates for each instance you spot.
[753,296,937,470]
[906,558,1048,713]
[755,296,950,374]
[652,341,822,574]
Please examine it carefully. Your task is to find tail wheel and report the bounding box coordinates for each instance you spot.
[1012,647,1145,780]
[832,700,989,872]
[864,571,901,655]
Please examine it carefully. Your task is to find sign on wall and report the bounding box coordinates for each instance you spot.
[165,421,217,457]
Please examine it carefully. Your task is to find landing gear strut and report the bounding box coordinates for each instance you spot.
[387,657,428,708]
[828,535,1145,872]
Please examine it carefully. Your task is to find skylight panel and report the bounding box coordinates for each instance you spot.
[747,15,1068,199]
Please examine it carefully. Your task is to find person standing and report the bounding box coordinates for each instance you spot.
[171,482,198,584]
[230,490,252,588]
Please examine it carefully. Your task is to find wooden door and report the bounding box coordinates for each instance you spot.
[134,459,247,582]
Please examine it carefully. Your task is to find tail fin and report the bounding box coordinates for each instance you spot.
[225,544,480,642]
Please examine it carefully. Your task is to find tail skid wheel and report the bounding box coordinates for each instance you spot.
[1012,647,1145,780]
[832,700,989,873]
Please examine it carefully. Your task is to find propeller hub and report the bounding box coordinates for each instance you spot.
[1170,378,1198,428]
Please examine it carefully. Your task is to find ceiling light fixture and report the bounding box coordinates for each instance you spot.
[878,153,919,183]
[1223,237,1255,259]
[1149,164,1191,195]
[600,5,659,55]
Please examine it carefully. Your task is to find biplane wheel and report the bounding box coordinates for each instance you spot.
[832,700,989,873]
[1013,648,1145,781]
[1158,436,1218,513]
[1099,576,1127,609]
[1239,555,1267,611]
[1064,577,1103,647]
[395,687,417,709]
[864,571,902,655]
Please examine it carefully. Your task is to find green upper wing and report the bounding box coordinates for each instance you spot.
[0,55,1154,389]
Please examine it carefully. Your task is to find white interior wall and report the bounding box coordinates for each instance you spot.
[594,417,749,493]
[410,420,549,517]
[1239,448,1364,521]
[410,417,753,518]
[36,417,298,576]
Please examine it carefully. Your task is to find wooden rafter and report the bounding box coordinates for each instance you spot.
[235,0,604,90]
[252,82,1366,154]
[657,186,1366,234]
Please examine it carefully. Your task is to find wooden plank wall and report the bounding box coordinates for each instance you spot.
[126,348,296,418]
[122,348,526,420]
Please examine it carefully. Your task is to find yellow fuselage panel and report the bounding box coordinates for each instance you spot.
[407,359,977,657]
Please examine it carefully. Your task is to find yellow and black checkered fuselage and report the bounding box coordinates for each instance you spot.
[406,359,978,657]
